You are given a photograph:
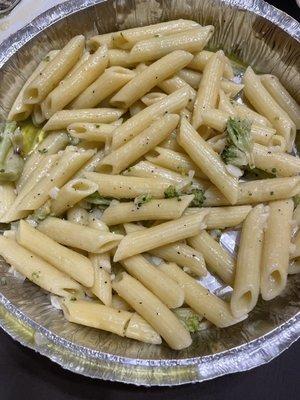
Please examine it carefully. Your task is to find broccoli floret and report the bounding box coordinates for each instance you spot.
[86,192,112,208]
[226,117,254,168]
[174,308,202,333]
[0,122,24,182]
[190,188,206,207]
[221,144,248,167]
[134,194,152,208]
[164,185,180,198]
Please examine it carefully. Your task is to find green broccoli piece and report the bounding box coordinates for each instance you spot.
[19,121,45,155]
[221,144,248,167]
[174,308,202,333]
[164,185,180,198]
[134,194,152,208]
[190,188,206,207]
[0,122,24,182]
[86,192,112,208]
[226,117,254,168]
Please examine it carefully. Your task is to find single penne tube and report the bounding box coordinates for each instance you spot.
[178,118,239,204]
[0,236,83,298]
[250,124,277,146]
[16,220,94,287]
[252,143,300,177]
[50,178,98,215]
[124,223,207,276]
[73,150,105,178]
[185,205,252,229]
[112,272,192,350]
[88,251,111,273]
[62,299,132,336]
[110,50,193,108]
[1,154,60,223]
[0,183,16,219]
[113,210,209,261]
[192,50,224,129]
[188,50,234,79]
[244,67,296,151]
[141,92,168,106]
[121,254,184,308]
[111,19,200,49]
[261,199,293,300]
[19,148,95,211]
[145,146,206,179]
[17,131,69,191]
[70,67,135,109]
[159,263,243,327]
[260,74,300,129]
[97,114,179,174]
[218,89,235,115]
[129,26,214,62]
[123,160,203,189]
[8,50,60,121]
[177,68,202,89]
[232,102,272,127]
[23,35,85,104]
[38,217,123,253]
[157,75,195,111]
[231,204,266,318]
[125,313,162,345]
[111,87,189,149]
[42,46,109,118]
[90,265,112,306]
[204,176,300,206]
[101,195,194,225]
[188,230,235,285]
[84,172,171,198]
[66,206,89,226]
[67,122,117,143]
[43,108,124,131]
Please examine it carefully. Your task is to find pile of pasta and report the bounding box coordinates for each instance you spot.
[0,19,300,350]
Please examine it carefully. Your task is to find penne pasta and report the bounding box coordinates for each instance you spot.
[38,217,123,253]
[260,74,300,129]
[218,89,235,115]
[231,204,266,317]
[159,263,244,327]
[188,50,234,79]
[66,206,89,226]
[18,148,95,211]
[244,67,296,151]
[67,122,118,143]
[261,199,293,300]
[178,118,239,204]
[71,67,136,109]
[97,114,179,174]
[17,220,94,287]
[114,210,209,262]
[129,26,214,62]
[121,254,184,308]
[43,108,124,131]
[232,102,273,127]
[112,272,192,350]
[0,183,16,219]
[125,313,162,345]
[188,230,235,285]
[8,50,60,121]
[141,92,168,107]
[101,195,194,225]
[110,50,193,108]
[24,35,85,104]
[124,223,207,277]
[192,50,224,129]
[0,236,83,298]
[73,150,105,179]
[42,46,109,118]
[84,172,171,199]
[111,87,189,149]
[50,178,98,215]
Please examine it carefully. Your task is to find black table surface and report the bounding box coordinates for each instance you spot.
[0,1,299,399]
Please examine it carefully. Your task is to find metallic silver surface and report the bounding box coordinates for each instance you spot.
[0,0,299,386]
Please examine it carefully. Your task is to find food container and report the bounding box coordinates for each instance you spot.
[0,0,299,386]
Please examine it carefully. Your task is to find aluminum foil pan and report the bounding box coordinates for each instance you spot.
[0,0,299,386]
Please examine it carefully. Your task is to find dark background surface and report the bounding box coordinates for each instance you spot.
[0,0,299,399]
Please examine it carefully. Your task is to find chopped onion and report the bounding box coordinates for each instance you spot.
[225,164,244,178]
